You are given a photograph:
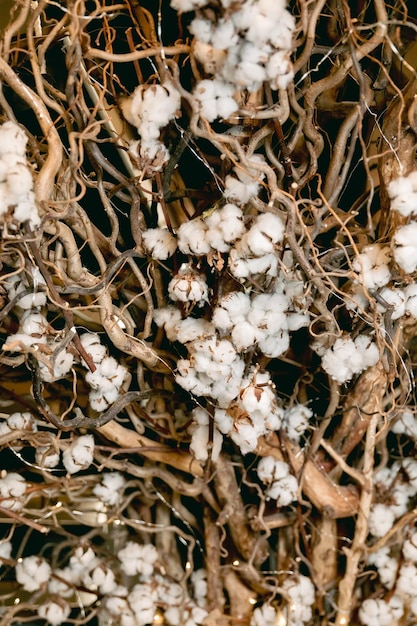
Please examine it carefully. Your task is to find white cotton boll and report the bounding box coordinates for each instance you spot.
[142,228,177,259]
[388,172,417,216]
[38,599,71,626]
[99,356,127,387]
[283,575,315,621]
[194,79,238,122]
[320,336,379,384]
[128,582,158,623]
[368,547,398,589]
[250,604,278,626]
[0,541,12,564]
[224,174,259,203]
[63,434,94,474]
[168,268,208,305]
[176,318,215,344]
[231,321,259,350]
[35,445,60,469]
[230,421,261,454]
[257,456,286,482]
[86,564,117,594]
[392,410,417,439]
[359,598,397,626]
[7,411,36,431]
[177,218,211,255]
[393,223,417,273]
[377,287,406,320]
[191,569,207,606]
[287,311,309,331]
[405,283,417,317]
[80,333,107,364]
[6,161,33,200]
[368,503,395,537]
[353,244,392,289]
[0,472,26,510]
[283,405,312,441]
[240,383,275,416]
[118,541,158,578]
[402,458,417,489]
[93,472,126,506]
[13,196,41,228]
[397,562,417,595]
[100,384,120,406]
[258,329,290,358]
[210,19,239,50]
[267,474,298,505]
[0,122,28,156]
[189,422,223,462]
[214,408,233,434]
[20,310,47,336]
[69,546,99,579]
[16,555,51,591]
[403,532,417,562]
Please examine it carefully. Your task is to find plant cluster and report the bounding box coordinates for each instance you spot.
[1,1,417,625]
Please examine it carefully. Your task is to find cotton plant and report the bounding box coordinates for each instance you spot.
[313,335,379,385]
[120,81,181,171]
[175,335,245,408]
[80,332,128,412]
[3,308,75,382]
[186,0,295,122]
[0,120,40,228]
[257,455,298,506]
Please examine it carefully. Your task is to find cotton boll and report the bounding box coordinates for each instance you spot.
[353,244,392,289]
[214,408,234,434]
[80,332,108,364]
[0,122,28,157]
[176,318,215,344]
[397,562,417,595]
[7,411,36,431]
[258,329,289,358]
[118,541,158,577]
[368,503,395,537]
[231,321,259,350]
[38,598,71,626]
[189,422,223,462]
[320,336,379,384]
[177,218,211,255]
[193,79,238,122]
[63,434,95,474]
[0,472,26,510]
[16,555,51,592]
[93,472,126,506]
[392,410,417,439]
[250,604,278,626]
[168,267,208,305]
[403,531,417,562]
[359,598,398,626]
[283,405,312,441]
[230,421,261,454]
[142,228,177,259]
[388,172,417,216]
[402,458,417,489]
[224,174,260,203]
[267,474,298,505]
[405,283,417,317]
[393,223,417,273]
[35,445,60,469]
